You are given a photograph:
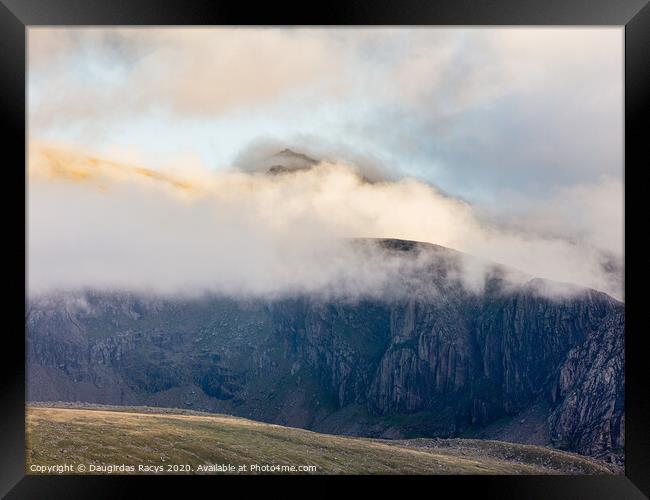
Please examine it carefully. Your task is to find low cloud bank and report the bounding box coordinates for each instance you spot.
[27,145,623,301]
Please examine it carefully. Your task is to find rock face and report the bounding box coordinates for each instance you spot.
[26,240,624,462]
[548,310,625,461]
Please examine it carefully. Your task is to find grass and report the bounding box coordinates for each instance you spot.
[26,404,613,475]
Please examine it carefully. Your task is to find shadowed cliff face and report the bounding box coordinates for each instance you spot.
[548,310,624,458]
[26,240,624,463]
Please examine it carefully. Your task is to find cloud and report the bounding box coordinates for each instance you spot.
[26,28,623,301]
[28,29,622,175]
[28,28,345,131]
[495,176,624,256]
[27,144,623,300]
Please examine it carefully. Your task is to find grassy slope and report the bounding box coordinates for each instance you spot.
[26,405,613,475]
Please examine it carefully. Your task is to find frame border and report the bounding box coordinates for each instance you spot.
[2,0,648,497]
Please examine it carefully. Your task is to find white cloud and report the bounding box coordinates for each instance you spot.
[27,28,623,300]
[28,144,623,300]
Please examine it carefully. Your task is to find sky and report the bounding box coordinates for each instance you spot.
[27,27,624,299]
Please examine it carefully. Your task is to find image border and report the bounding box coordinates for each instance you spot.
[1,0,648,497]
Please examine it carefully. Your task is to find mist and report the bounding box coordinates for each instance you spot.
[27,144,623,301]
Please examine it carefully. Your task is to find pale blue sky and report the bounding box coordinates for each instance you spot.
[28,27,623,209]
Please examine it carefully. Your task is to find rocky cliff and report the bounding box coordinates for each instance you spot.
[26,239,624,463]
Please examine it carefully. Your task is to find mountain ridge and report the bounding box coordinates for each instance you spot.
[26,238,625,464]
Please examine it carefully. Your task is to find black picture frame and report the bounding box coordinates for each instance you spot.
[1,0,648,498]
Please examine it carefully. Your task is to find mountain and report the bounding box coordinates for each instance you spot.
[235,147,320,176]
[26,404,615,475]
[265,148,319,174]
[26,238,625,465]
[259,148,384,183]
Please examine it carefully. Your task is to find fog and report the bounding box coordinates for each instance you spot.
[27,144,623,301]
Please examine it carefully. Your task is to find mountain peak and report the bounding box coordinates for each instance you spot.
[270,148,318,163]
[264,148,318,175]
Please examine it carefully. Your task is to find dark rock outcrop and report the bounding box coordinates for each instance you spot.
[548,310,624,462]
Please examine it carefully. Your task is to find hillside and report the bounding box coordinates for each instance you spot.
[26,405,615,475]
[26,238,625,463]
